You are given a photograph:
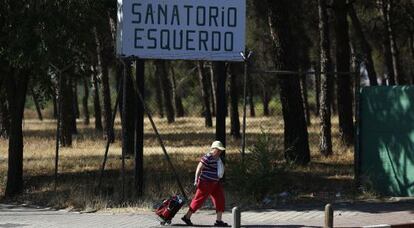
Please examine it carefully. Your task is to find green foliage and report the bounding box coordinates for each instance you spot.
[227,131,284,200]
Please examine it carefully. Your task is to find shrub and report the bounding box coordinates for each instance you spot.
[227,132,284,201]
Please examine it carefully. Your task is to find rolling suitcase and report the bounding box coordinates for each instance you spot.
[155,195,185,225]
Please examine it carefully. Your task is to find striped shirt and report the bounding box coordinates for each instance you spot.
[199,152,219,181]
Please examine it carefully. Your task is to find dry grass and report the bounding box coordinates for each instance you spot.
[0,115,362,212]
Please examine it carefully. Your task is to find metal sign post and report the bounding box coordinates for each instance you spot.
[240,51,252,162]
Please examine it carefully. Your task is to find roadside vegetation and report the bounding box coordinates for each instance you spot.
[0,114,361,212]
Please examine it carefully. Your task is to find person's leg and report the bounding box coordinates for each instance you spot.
[184,210,193,219]
[209,182,226,223]
[183,180,212,223]
[216,211,223,221]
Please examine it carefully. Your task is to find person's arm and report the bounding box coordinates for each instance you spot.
[194,162,204,186]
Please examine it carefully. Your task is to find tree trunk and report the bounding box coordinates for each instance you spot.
[383,39,395,85]
[31,88,43,121]
[100,63,114,141]
[52,90,58,119]
[210,66,217,117]
[92,70,103,131]
[95,26,114,142]
[331,78,337,114]
[334,0,354,146]
[348,4,378,86]
[73,80,80,119]
[5,71,28,197]
[0,64,10,138]
[0,89,10,137]
[314,63,321,116]
[49,77,58,119]
[82,77,90,125]
[350,41,361,118]
[381,0,396,85]
[229,64,241,139]
[410,32,414,84]
[71,77,78,134]
[300,73,310,126]
[214,62,227,162]
[135,59,145,196]
[318,0,333,156]
[116,62,123,121]
[153,68,165,118]
[170,65,185,117]
[267,0,310,164]
[384,0,403,85]
[261,82,271,116]
[248,76,256,117]
[155,60,175,123]
[60,72,73,147]
[122,59,135,156]
[410,33,414,62]
[197,61,213,127]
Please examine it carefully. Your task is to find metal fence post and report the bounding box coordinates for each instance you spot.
[324,204,333,228]
[240,51,252,162]
[232,207,241,228]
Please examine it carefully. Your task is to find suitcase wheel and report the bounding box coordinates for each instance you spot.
[160,220,171,225]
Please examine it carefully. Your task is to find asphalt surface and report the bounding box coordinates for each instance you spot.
[0,201,413,227]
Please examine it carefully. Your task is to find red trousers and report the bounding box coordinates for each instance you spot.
[189,180,225,213]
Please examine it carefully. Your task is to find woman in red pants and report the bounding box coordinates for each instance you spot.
[181,141,228,227]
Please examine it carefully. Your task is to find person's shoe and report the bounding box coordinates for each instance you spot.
[214,220,229,227]
[181,216,193,226]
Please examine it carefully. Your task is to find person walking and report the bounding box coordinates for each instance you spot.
[181,141,228,227]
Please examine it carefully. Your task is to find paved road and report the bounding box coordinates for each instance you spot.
[0,201,413,228]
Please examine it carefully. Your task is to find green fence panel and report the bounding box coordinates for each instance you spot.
[359,86,414,196]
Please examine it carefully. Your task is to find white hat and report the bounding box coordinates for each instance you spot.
[211,141,225,151]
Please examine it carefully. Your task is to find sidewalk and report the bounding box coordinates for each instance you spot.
[0,201,413,227]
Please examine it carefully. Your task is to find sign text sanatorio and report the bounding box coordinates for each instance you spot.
[131,3,239,51]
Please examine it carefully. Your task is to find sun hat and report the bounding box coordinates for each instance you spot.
[211,141,225,151]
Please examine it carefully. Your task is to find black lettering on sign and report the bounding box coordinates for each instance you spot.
[199,31,208,51]
[228,8,237,27]
[173,30,183,49]
[212,31,221,51]
[128,2,242,53]
[221,7,225,27]
[160,29,170,50]
[196,6,206,26]
[134,28,144,48]
[158,4,167,25]
[145,4,154,24]
[224,32,233,51]
[132,3,141,24]
[186,30,196,50]
[209,7,218,26]
[171,5,180,25]
[184,5,193,26]
[148,29,157,49]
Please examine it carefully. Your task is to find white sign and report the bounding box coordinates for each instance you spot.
[117,0,245,61]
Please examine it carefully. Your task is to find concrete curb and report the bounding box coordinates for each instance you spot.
[361,223,414,228]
